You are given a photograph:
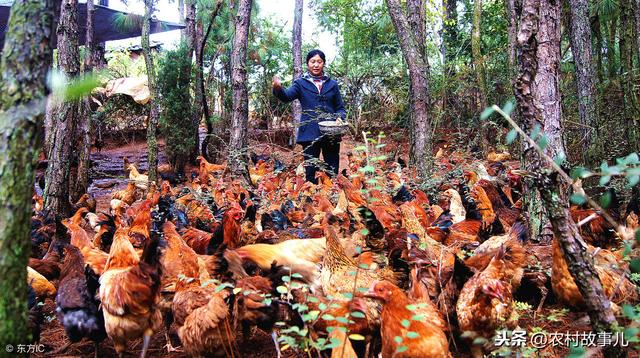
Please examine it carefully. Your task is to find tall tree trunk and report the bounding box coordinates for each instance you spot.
[591,14,604,84]
[513,3,622,353]
[472,0,488,110]
[143,0,159,183]
[505,0,518,77]
[566,0,597,157]
[192,18,203,162]
[634,0,640,67]
[72,0,98,200]
[228,0,253,177]
[291,0,303,146]
[442,0,458,124]
[0,0,53,346]
[386,0,433,179]
[606,13,618,81]
[179,0,185,40]
[472,0,491,153]
[619,0,639,115]
[44,0,81,216]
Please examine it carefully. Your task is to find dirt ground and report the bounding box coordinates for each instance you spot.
[33,129,638,357]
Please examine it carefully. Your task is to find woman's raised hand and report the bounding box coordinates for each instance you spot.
[272,76,282,91]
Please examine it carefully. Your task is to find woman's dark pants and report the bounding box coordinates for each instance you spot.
[300,136,340,183]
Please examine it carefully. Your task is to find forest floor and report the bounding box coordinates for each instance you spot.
[32,129,637,358]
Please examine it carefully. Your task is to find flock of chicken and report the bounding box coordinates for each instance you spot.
[27,146,640,357]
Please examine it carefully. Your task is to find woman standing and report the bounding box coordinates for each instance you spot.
[272,49,346,183]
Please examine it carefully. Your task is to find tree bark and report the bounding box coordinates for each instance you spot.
[44,0,81,216]
[291,0,303,145]
[386,0,433,179]
[228,0,253,177]
[619,0,639,115]
[591,14,604,84]
[442,0,458,123]
[566,0,597,156]
[505,0,518,77]
[142,0,159,184]
[72,0,98,200]
[513,2,623,354]
[606,13,618,81]
[0,0,53,346]
[472,0,488,110]
[192,18,203,162]
[179,0,185,40]
[634,0,640,68]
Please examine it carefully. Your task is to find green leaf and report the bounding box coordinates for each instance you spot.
[281,276,290,282]
[571,167,591,179]
[291,273,304,279]
[276,285,288,294]
[355,246,363,254]
[401,319,410,328]
[347,270,357,276]
[505,129,518,145]
[570,194,586,205]
[358,263,370,269]
[502,100,515,115]
[322,314,335,321]
[480,107,495,120]
[553,153,566,166]
[599,175,611,186]
[538,134,548,150]
[622,304,637,320]
[630,258,640,273]
[336,316,349,324]
[406,331,420,339]
[341,292,353,299]
[624,153,639,164]
[318,303,327,311]
[635,228,640,244]
[411,314,425,321]
[405,304,417,311]
[530,124,541,140]
[349,334,366,341]
[350,311,366,318]
[394,336,403,344]
[599,191,612,208]
[360,228,369,236]
[396,345,408,353]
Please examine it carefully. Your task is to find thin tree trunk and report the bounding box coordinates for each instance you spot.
[591,14,604,84]
[634,0,640,67]
[44,0,81,216]
[505,0,518,77]
[472,0,488,110]
[0,0,53,346]
[228,0,253,177]
[179,0,185,40]
[386,0,433,179]
[619,0,639,115]
[566,0,597,156]
[442,0,458,124]
[73,0,98,200]
[192,18,203,162]
[143,0,159,183]
[199,0,222,160]
[607,13,618,81]
[513,3,623,353]
[291,0,303,146]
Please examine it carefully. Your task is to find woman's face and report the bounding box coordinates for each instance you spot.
[307,55,325,76]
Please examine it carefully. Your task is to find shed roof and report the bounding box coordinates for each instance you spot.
[0,3,184,49]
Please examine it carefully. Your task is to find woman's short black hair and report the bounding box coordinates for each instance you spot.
[306,49,326,64]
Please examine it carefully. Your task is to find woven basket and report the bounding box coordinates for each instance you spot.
[318,121,349,136]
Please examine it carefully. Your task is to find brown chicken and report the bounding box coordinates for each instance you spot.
[551,237,639,308]
[28,240,64,280]
[72,193,97,213]
[127,199,152,248]
[366,281,451,358]
[456,241,523,357]
[111,182,138,206]
[99,220,163,357]
[27,266,56,298]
